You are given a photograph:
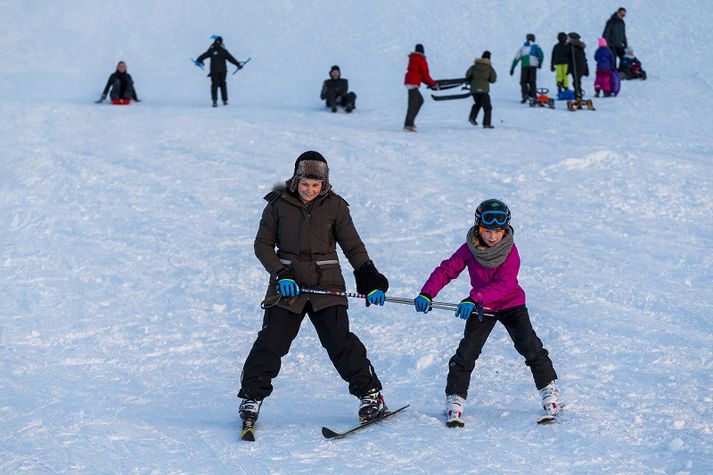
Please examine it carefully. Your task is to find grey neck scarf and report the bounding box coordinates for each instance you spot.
[466,225,515,268]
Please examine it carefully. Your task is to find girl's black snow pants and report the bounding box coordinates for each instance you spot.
[445,305,557,398]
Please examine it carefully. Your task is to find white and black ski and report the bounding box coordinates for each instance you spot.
[321,404,410,440]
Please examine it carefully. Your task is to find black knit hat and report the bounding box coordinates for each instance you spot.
[330,65,340,73]
[289,151,331,195]
[526,33,535,42]
[481,50,491,59]
[415,43,424,54]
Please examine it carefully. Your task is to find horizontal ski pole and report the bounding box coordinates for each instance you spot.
[299,288,494,318]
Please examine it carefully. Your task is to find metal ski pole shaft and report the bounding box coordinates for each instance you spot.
[299,288,493,317]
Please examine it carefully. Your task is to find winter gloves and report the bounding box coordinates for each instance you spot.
[509,68,515,76]
[455,299,475,319]
[414,294,432,313]
[354,260,389,300]
[367,289,385,306]
[276,268,300,297]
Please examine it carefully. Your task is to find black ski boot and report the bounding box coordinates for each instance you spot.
[212,101,218,108]
[359,389,387,423]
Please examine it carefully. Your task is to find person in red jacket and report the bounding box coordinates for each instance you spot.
[403,44,438,132]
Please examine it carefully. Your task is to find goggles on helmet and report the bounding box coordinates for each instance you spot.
[480,210,509,227]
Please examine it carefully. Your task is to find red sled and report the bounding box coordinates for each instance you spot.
[529,88,555,109]
[111,99,132,105]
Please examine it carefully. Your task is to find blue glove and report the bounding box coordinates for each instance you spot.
[278,278,299,297]
[455,299,475,320]
[414,294,432,314]
[194,59,204,68]
[366,289,385,306]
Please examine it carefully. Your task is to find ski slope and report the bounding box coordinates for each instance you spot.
[1,1,712,473]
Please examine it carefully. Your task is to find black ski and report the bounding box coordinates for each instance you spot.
[431,92,472,101]
[241,420,256,441]
[321,404,410,439]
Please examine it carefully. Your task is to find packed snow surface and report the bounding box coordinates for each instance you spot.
[1,1,712,473]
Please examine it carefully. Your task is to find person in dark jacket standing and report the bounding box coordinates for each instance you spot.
[320,65,357,113]
[238,151,391,430]
[567,32,589,99]
[195,36,243,107]
[602,7,628,69]
[403,43,438,132]
[550,32,571,93]
[510,34,544,104]
[95,61,140,104]
[465,51,497,129]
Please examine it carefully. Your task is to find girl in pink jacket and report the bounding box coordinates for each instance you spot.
[414,199,560,427]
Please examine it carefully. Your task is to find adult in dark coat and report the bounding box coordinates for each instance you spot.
[96,61,140,103]
[465,51,497,128]
[320,65,357,113]
[568,33,589,99]
[238,151,390,426]
[195,36,243,107]
[602,7,628,69]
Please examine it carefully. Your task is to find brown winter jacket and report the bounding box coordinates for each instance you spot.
[465,58,497,94]
[255,182,372,312]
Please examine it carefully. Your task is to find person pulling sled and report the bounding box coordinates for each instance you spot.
[465,51,497,128]
[403,43,439,132]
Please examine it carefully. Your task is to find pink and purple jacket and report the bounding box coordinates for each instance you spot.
[420,243,526,313]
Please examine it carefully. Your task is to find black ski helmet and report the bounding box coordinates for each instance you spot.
[475,199,511,229]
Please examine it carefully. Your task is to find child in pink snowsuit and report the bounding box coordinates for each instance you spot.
[594,37,615,97]
[413,199,560,427]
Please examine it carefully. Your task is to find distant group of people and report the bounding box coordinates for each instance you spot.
[94,8,646,134]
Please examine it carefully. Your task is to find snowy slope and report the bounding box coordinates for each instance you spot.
[1,1,712,473]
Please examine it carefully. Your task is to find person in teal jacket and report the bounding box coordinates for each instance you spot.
[510,34,544,103]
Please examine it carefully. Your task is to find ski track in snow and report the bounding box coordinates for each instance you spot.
[2,1,713,473]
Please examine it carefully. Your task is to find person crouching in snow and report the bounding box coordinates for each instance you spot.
[594,37,616,97]
[413,199,560,427]
[238,151,391,429]
[403,43,439,132]
[96,61,140,104]
[320,65,357,113]
[465,50,497,129]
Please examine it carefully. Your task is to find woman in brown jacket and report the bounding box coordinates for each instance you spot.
[238,151,390,432]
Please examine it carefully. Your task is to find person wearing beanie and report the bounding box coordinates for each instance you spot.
[550,32,571,93]
[95,61,140,104]
[567,32,589,99]
[602,7,628,69]
[594,37,616,97]
[403,43,439,132]
[465,50,497,128]
[238,150,392,433]
[194,35,243,107]
[510,33,545,104]
[320,65,357,113]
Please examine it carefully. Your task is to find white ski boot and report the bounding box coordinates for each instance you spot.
[446,394,465,427]
[539,380,560,415]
